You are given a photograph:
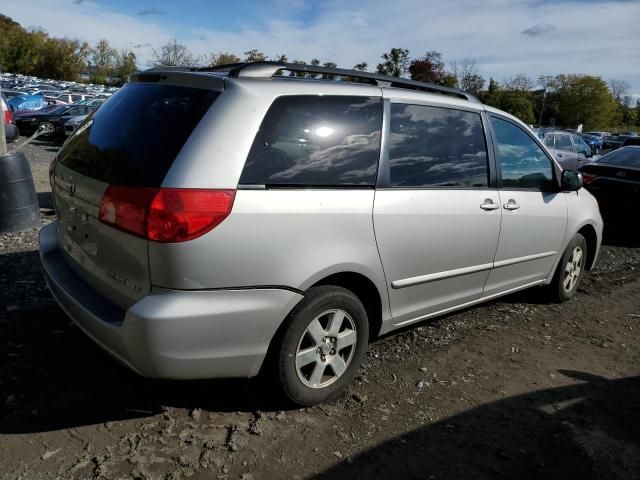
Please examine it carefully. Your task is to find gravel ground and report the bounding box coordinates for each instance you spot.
[1,139,639,480]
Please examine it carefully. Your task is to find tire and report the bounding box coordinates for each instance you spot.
[276,285,369,406]
[548,233,587,302]
[38,121,56,137]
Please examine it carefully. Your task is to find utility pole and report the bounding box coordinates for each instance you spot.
[538,88,547,128]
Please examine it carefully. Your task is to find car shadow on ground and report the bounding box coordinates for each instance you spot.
[602,225,640,248]
[0,250,286,435]
[314,371,640,480]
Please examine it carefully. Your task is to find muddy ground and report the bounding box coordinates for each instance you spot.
[1,138,639,480]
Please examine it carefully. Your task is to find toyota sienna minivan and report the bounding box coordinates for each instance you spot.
[41,62,602,405]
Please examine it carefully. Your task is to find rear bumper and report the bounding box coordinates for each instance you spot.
[39,222,303,379]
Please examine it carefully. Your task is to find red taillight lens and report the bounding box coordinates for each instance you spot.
[99,186,235,243]
[581,173,597,185]
[3,109,11,125]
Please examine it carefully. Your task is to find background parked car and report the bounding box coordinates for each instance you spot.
[7,94,45,112]
[581,133,603,153]
[1,93,19,143]
[579,146,640,225]
[622,137,640,147]
[543,131,593,169]
[14,104,94,138]
[603,134,630,150]
[64,115,88,136]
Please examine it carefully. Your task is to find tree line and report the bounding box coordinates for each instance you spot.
[1,13,637,131]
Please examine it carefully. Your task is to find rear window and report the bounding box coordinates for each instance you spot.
[58,83,218,186]
[598,148,640,168]
[239,95,382,187]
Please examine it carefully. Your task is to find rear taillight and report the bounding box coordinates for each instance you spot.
[99,186,235,243]
[581,173,597,185]
[3,109,11,125]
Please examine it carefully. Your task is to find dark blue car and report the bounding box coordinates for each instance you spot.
[581,134,603,153]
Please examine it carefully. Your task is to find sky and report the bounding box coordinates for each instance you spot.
[2,0,640,96]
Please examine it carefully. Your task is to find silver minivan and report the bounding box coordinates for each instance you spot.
[41,62,602,405]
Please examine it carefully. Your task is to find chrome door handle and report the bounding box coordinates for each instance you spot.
[503,199,520,210]
[480,199,499,210]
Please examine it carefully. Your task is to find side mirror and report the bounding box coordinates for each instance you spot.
[561,170,583,191]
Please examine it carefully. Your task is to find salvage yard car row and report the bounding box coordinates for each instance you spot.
[1,71,114,141]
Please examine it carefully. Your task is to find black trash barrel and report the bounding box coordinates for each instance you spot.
[0,151,40,234]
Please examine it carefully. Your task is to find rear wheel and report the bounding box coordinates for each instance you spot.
[548,233,587,302]
[277,286,369,406]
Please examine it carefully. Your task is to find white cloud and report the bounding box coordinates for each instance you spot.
[2,0,639,94]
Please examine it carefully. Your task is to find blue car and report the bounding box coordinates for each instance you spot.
[581,134,603,153]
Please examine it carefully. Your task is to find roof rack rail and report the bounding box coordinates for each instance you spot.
[197,61,480,103]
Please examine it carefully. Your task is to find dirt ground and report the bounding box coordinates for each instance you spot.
[1,139,639,480]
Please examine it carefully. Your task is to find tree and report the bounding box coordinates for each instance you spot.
[273,53,288,63]
[451,58,485,94]
[152,38,197,66]
[92,39,117,74]
[205,52,241,66]
[552,74,617,129]
[503,73,534,91]
[608,79,630,103]
[408,50,456,86]
[376,48,409,77]
[322,61,337,80]
[115,49,137,83]
[353,62,368,71]
[501,93,535,124]
[243,49,266,62]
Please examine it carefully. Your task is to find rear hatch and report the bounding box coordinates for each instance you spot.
[52,78,220,310]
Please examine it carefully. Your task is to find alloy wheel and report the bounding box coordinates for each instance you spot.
[295,309,357,389]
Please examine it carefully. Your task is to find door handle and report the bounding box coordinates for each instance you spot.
[480,199,499,210]
[503,199,520,210]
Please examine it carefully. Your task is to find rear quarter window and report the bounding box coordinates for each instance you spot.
[57,83,218,187]
[239,95,382,187]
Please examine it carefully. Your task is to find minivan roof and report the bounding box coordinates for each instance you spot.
[144,61,480,104]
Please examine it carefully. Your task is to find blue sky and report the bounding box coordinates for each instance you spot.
[3,0,640,96]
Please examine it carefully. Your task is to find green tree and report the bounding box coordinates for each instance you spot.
[376,48,409,77]
[205,52,241,66]
[243,49,266,62]
[115,49,138,83]
[552,74,617,129]
[92,39,117,77]
[353,62,368,71]
[501,93,535,124]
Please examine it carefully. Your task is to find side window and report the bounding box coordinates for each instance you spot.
[388,104,488,187]
[555,134,573,152]
[491,117,555,190]
[544,134,555,148]
[239,95,382,186]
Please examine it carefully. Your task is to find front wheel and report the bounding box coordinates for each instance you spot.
[276,286,369,406]
[548,233,587,302]
[38,121,56,137]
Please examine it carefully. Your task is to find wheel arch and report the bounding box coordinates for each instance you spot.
[577,223,598,271]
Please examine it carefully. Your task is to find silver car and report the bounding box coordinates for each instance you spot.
[543,131,594,170]
[41,62,602,405]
